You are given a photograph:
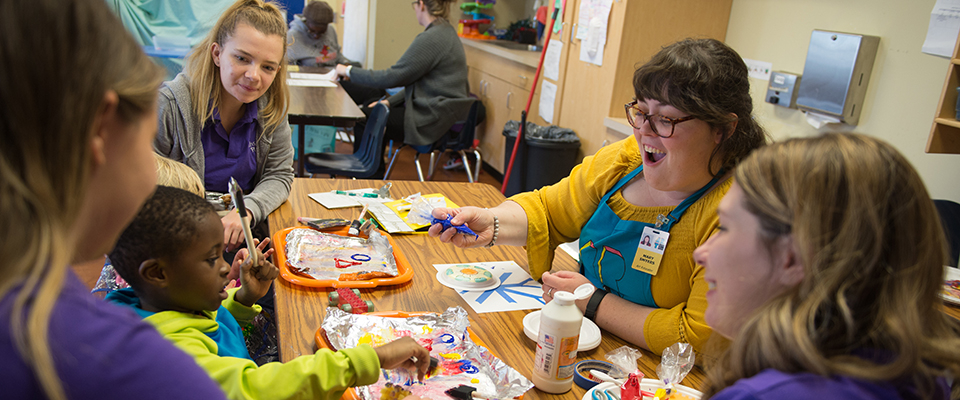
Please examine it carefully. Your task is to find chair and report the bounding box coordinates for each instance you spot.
[935,199,960,267]
[303,103,389,179]
[383,100,483,182]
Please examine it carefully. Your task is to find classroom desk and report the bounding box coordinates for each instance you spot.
[287,67,365,177]
[267,178,706,399]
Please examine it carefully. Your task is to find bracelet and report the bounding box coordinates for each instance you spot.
[584,287,608,321]
[485,215,499,247]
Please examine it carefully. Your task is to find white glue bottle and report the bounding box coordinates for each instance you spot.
[532,283,595,393]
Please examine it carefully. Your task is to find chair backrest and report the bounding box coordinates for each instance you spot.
[356,103,390,172]
[440,100,480,152]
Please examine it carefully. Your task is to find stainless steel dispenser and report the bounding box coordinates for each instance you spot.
[795,30,880,125]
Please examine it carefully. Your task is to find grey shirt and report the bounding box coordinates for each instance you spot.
[154,73,294,224]
[349,20,472,146]
[287,15,351,67]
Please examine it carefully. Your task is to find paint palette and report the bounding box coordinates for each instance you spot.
[273,226,413,288]
[436,264,501,291]
[584,381,702,400]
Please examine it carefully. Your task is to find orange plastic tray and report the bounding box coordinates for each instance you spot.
[314,311,518,400]
[273,226,413,288]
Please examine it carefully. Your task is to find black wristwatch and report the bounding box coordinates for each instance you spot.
[584,287,609,321]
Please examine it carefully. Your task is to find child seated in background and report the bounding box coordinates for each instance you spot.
[105,186,431,400]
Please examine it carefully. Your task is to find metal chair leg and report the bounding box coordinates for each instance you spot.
[472,149,482,183]
[413,153,426,182]
[426,151,442,181]
[384,145,403,180]
[459,150,474,183]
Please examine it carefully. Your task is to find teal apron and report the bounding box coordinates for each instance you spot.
[578,165,722,307]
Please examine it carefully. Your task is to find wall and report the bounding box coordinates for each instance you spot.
[726,0,960,201]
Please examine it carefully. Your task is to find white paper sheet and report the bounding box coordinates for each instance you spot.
[578,0,612,66]
[558,239,580,262]
[544,39,563,81]
[307,189,392,209]
[539,80,557,123]
[433,261,545,314]
[288,78,338,87]
[922,0,960,57]
[290,70,338,81]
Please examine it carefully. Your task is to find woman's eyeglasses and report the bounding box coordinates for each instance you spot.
[624,99,697,138]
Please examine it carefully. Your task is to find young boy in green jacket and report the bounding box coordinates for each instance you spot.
[106,186,430,400]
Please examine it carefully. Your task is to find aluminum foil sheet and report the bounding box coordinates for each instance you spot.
[321,307,533,400]
[284,229,398,281]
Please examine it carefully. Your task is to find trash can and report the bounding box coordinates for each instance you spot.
[502,120,580,197]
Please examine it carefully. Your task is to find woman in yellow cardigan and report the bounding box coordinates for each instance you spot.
[429,38,766,356]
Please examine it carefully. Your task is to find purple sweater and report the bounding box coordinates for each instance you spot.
[711,368,948,400]
[1,269,227,399]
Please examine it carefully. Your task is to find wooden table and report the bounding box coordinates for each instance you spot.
[287,67,365,177]
[267,178,706,399]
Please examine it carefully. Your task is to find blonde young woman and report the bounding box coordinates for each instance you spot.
[155,0,294,252]
[0,0,226,398]
[695,133,960,399]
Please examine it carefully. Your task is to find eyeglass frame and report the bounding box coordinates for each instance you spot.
[411,0,420,9]
[624,99,697,138]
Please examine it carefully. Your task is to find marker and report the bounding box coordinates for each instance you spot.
[335,190,379,198]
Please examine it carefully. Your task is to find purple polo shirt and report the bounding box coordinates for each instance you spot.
[712,367,948,400]
[1,269,227,399]
[202,102,259,193]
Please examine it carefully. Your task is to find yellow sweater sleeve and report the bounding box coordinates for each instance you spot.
[510,138,642,279]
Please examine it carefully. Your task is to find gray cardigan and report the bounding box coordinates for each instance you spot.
[154,73,294,224]
[349,20,472,146]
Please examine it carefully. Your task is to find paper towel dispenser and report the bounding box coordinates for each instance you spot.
[796,30,880,126]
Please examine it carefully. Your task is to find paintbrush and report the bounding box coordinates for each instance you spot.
[228,177,257,265]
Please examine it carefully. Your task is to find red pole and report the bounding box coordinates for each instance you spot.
[501,0,566,194]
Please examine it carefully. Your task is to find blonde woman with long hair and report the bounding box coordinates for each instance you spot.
[0,0,227,398]
[694,133,960,399]
[155,0,294,252]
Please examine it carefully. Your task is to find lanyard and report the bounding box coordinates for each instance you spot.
[654,169,725,231]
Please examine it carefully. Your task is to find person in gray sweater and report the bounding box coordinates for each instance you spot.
[154,0,293,252]
[286,1,354,67]
[335,0,472,158]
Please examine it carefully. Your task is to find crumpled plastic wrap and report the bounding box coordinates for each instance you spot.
[321,307,533,400]
[604,345,643,379]
[656,343,695,391]
[284,229,398,281]
[404,193,446,226]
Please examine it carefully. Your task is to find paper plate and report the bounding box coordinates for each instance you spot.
[522,310,601,352]
[436,264,501,291]
[583,380,702,400]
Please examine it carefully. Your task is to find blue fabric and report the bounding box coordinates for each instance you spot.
[202,103,260,193]
[578,165,722,306]
[106,0,236,79]
[106,288,252,360]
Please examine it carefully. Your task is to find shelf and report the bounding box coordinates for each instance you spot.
[929,26,960,154]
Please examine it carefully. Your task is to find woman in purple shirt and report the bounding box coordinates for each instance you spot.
[0,0,226,398]
[693,134,960,399]
[155,0,294,252]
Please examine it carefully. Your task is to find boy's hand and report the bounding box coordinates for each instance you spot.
[374,336,431,381]
[234,238,278,307]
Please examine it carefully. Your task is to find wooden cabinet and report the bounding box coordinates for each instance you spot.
[460,0,733,173]
[929,29,960,154]
[557,0,733,157]
[463,41,545,173]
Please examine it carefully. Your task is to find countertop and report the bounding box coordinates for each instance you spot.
[460,37,541,68]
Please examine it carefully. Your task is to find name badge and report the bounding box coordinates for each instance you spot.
[632,226,669,276]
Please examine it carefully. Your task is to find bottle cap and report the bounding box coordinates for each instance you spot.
[553,283,595,306]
